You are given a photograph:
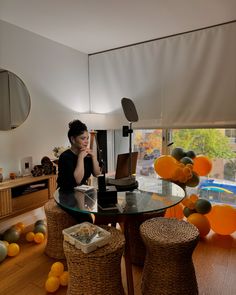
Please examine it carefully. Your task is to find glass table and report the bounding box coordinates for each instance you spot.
[54,178,186,295]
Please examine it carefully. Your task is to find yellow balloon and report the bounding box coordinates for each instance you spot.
[154,155,178,179]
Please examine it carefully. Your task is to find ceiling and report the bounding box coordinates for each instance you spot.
[0,0,236,54]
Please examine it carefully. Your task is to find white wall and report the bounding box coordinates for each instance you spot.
[0,20,89,178]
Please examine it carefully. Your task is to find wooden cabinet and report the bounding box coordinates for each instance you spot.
[0,175,57,221]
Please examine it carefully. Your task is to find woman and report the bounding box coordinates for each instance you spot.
[57,119,101,191]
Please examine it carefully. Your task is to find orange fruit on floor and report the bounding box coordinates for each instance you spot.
[34,232,45,244]
[7,243,20,256]
[45,276,60,293]
[25,231,35,242]
[187,213,210,237]
[59,271,69,286]
[51,261,64,277]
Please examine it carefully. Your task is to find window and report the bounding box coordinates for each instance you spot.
[130,128,236,206]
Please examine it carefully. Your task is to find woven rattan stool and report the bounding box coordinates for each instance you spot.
[44,198,77,260]
[63,225,125,295]
[140,217,199,295]
[127,210,166,266]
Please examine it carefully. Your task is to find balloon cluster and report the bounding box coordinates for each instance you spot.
[182,194,236,237]
[25,219,47,244]
[45,261,69,293]
[182,194,212,237]
[154,147,212,187]
[0,222,24,262]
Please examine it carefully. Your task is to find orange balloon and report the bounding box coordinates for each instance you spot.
[154,155,178,179]
[193,155,212,176]
[181,197,195,209]
[164,203,184,220]
[206,204,236,235]
[187,213,210,237]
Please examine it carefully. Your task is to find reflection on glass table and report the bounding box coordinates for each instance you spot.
[55,178,185,216]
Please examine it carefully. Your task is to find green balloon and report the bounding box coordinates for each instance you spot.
[3,228,20,243]
[0,241,8,263]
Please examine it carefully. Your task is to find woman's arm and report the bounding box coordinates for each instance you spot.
[73,150,87,184]
[87,149,101,176]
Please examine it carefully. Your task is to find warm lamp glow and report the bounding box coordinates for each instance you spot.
[77,113,123,130]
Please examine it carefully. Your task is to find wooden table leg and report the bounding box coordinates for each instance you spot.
[95,215,135,295]
[123,218,135,295]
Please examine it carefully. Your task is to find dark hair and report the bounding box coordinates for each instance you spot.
[68,120,87,143]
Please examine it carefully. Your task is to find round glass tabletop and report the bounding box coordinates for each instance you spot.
[54,178,186,216]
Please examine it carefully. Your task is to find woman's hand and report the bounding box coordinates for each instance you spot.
[78,148,90,159]
[86,148,96,158]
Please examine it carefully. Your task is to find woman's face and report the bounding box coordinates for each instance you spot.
[72,131,89,150]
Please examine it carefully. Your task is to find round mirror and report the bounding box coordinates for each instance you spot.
[0,69,31,131]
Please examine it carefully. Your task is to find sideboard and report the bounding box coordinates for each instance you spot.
[0,174,57,221]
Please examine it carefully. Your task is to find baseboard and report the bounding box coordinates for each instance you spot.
[0,207,46,233]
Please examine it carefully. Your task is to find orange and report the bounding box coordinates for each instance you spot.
[187,213,210,237]
[51,261,64,277]
[34,232,45,244]
[45,276,60,293]
[25,231,35,242]
[7,243,20,256]
[59,271,69,286]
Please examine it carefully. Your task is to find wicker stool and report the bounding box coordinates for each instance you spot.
[44,198,77,260]
[64,226,125,295]
[140,217,199,295]
[127,210,166,266]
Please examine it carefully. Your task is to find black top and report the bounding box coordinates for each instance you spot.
[57,149,93,191]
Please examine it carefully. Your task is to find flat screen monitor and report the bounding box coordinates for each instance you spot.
[115,152,138,179]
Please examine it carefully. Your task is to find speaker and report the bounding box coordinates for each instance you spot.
[97,174,106,192]
[96,130,108,173]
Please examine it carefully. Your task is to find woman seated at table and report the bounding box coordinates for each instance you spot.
[57,119,101,222]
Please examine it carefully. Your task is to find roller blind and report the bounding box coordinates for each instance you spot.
[89,21,236,129]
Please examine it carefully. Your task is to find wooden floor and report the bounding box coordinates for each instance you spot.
[0,229,235,295]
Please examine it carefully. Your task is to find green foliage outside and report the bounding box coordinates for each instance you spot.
[172,129,235,159]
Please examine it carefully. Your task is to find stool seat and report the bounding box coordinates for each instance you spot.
[64,225,125,295]
[44,198,77,260]
[140,217,199,295]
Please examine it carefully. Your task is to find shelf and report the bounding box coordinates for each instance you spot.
[0,175,57,221]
